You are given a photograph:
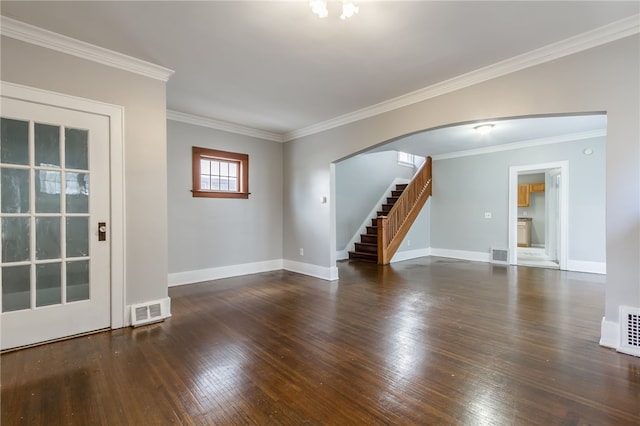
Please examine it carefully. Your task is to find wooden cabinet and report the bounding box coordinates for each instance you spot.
[530,182,545,193]
[518,184,530,207]
[517,218,532,247]
[518,182,544,207]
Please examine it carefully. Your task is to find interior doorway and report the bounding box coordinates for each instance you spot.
[508,161,568,269]
[1,82,125,350]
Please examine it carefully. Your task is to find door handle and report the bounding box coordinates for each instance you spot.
[98,222,107,241]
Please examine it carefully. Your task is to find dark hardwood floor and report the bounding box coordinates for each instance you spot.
[2,258,639,425]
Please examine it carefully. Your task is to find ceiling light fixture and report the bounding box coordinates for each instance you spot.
[474,124,495,135]
[340,1,359,20]
[309,0,329,18]
[310,1,359,20]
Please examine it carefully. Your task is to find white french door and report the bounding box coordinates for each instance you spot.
[1,96,111,350]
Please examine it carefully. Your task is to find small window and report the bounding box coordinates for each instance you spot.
[397,151,415,167]
[192,147,249,199]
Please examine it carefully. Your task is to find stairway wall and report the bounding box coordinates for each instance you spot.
[335,151,415,250]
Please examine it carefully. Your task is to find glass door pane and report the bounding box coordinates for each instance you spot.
[1,119,92,313]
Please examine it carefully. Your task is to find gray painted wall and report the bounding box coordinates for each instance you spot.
[283,35,639,325]
[518,173,546,246]
[1,36,169,306]
[167,120,283,273]
[431,137,606,262]
[335,151,416,250]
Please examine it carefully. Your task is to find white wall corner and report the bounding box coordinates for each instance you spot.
[336,250,349,261]
[283,260,339,281]
[599,316,619,349]
[125,297,171,327]
[429,248,491,263]
[566,260,606,275]
[391,248,431,263]
[168,259,284,287]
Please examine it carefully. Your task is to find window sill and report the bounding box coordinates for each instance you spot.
[192,190,250,199]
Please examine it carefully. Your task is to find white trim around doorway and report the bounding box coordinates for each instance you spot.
[1,81,126,329]
[508,161,569,269]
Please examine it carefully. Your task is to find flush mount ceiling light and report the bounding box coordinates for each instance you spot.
[473,124,495,135]
[310,0,359,20]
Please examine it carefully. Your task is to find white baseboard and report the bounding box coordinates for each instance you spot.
[168,259,284,287]
[600,316,619,349]
[283,260,339,281]
[429,248,491,263]
[391,247,431,263]
[348,246,605,274]
[567,260,606,274]
[125,297,171,327]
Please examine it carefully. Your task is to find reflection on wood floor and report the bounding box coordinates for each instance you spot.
[517,247,560,269]
[2,257,639,425]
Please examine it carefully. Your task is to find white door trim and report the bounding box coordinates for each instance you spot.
[1,81,126,328]
[508,161,569,269]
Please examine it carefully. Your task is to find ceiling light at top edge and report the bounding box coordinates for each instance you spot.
[474,124,495,135]
[310,1,359,20]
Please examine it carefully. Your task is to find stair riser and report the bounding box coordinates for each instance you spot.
[348,252,377,262]
[392,190,403,197]
[360,234,377,244]
[354,244,377,254]
[366,226,377,235]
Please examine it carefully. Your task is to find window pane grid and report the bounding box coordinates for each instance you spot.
[200,159,239,193]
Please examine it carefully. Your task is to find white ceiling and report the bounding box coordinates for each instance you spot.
[1,1,637,141]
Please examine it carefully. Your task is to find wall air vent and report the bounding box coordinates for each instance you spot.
[619,306,640,357]
[491,248,508,265]
[130,299,169,327]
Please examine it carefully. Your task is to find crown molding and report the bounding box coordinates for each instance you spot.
[0,16,174,82]
[167,110,284,142]
[284,14,639,141]
[431,129,606,161]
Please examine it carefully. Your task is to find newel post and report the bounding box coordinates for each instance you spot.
[377,216,389,265]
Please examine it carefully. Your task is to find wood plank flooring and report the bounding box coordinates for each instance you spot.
[2,257,639,425]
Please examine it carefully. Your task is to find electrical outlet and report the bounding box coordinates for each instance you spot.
[299,248,304,256]
[484,212,492,219]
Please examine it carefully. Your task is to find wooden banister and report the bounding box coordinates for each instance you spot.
[377,157,432,265]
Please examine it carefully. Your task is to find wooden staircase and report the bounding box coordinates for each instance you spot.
[348,156,433,265]
[348,184,408,263]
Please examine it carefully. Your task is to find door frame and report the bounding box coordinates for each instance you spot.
[508,161,569,269]
[1,81,126,329]
[544,168,561,262]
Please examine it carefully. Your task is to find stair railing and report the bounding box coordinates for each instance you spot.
[377,156,432,264]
